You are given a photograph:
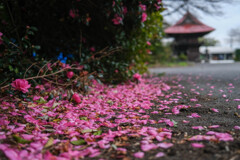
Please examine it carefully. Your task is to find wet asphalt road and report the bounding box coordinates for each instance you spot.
[149,63,240,81]
[149,62,240,106]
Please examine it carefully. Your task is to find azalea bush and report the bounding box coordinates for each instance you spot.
[0,0,163,86]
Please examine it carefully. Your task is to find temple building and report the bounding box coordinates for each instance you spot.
[165,11,214,61]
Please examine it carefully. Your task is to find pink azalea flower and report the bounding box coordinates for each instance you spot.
[90,47,95,52]
[133,73,141,81]
[134,152,144,158]
[146,41,151,46]
[112,14,122,25]
[191,143,205,148]
[146,49,152,54]
[139,4,146,11]
[11,79,31,93]
[141,12,147,22]
[67,71,74,79]
[123,6,128,15]
[72,93,81,103]
[0,32,3,45]
[69,9,79,18]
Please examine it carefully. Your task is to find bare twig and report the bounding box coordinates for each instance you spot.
[24,62,38,78]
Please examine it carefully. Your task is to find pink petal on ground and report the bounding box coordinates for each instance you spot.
[222,94,227,98]
[12,126,25,133]
[208,125,220,129]
[172,108,180,114]
[21,134,34,140]
[156,135,164,141]
[234,126,240,130]
[190,98,198,102]
[3,149,19,160]
[238,105,240,109]
[233,99,240,101]
[164,119,174,127]
[0,134,6,140]
[188,113,201,118]
[151,111,158,114]
[147,130,158,137]
[134,152,144,158]
[89,152,101,158]
[157,142,173,149]
[183,120,190,123]
[155,152,165,158]
[192,126,204,130]
[98,140,110,149]
[141,143,158,151]
[211,108,219,112]
[191,143,205,148]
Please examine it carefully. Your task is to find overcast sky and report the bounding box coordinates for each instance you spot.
[163,1,240,49]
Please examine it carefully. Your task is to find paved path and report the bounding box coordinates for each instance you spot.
[149,63,240,81]
[149,63,240,160]
[150,62,240,104]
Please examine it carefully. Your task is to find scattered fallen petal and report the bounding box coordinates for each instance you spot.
[191,143,205,148]
[134,152,144,158]
[155,152,165,158]
[192,126,204,130]
[157,142,173,149]
[211,108,219,112]
[234,126,240,130]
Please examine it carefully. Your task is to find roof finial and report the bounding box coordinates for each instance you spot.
[186,4,189,13]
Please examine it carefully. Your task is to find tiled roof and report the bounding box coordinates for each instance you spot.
[165,12,215,34]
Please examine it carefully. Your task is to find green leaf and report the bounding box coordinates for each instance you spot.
[80,117,88,120]
[70,139,86,145]
[13,135,31,144]
[14,68,19,74]
[9,65,13,71]
[111,144,117,150]
[93,130,102,136]
[27,31,34,35]
[30,26,38,31]
[34,45,41,50]
[36,97,47,104]
[81,129,93,133]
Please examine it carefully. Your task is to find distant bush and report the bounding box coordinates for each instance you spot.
[235,49,240,61]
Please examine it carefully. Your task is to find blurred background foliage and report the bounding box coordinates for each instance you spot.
[0,0,165,86]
